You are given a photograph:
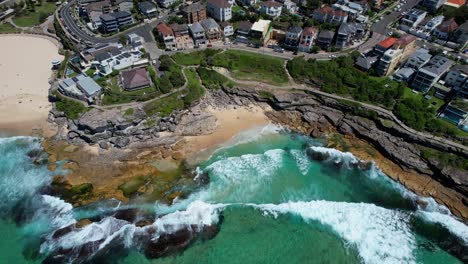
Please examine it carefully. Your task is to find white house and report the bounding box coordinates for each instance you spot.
[260,1,283,18]
[207,0,232,22]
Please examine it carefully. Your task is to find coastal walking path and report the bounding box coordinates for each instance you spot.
[212,67,468,154]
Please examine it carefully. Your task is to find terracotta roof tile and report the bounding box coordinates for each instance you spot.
[377,37,397,49]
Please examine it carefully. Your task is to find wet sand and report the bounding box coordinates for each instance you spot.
[0,35,62,136]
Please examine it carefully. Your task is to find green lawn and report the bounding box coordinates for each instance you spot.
[12,3,57,27]
[143,92,184,117]
[213,50,289,85]
[54,93,87,119]
[182,68,205,105]
[171,49,221,66]
[196,67,235,90]
[402,87,445,112]
[0,22,20,33]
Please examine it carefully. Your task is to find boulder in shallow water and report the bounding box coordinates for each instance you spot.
[305,148,330,161]
[144,228,194,258]
[356,160,373,171]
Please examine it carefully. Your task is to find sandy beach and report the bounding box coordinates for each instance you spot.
[0,35,63,136]
[184,105,271,164]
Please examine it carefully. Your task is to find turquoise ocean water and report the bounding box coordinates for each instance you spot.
[0,126,467,263]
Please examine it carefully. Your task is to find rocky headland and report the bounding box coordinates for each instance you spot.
[44,84,468,223]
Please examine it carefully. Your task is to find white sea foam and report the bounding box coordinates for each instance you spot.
[153,200,224,235]
[308,146,360,168]
[290,149,311,175]
[39,195,76,229]
[418,211,468,245]
[254,201,416,264]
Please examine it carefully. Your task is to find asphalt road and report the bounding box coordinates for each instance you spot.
[371,0,419,35]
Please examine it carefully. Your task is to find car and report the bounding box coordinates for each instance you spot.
[274,48,283,53]
[388,31,394,36]
[207,44,213,48]
[194,45,200,49]
[165,47,172,51]
[328,55,337,58]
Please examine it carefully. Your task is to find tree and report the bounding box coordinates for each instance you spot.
[119,35,128,46]
[158,76,173,93]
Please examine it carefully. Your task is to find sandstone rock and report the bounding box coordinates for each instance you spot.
[99,141,110,150]
[111,137,130,148]
[175,112,217,136]
[145,228,194,259]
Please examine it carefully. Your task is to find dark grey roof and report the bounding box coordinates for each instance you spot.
[170,23,189,32]
[100,13,115,22]
[451,64,468,75]
[318,30,335,39]
[421,55,454,75]
[287,26,302,34]
[338,22,356,35]
[189,22,205,33]
[138,1,156,12]
[237,21,252,32]
[112,11,132,19]
[356,55,378,70]
[183,2,205,13]
[200,18,220,30]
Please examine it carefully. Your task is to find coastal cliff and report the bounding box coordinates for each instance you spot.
[47,85,468,221]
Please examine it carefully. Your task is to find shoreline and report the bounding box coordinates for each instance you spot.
[0,35,62,137]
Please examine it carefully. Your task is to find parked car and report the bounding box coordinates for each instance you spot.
[274,48,284,53]
[207,44,213,48]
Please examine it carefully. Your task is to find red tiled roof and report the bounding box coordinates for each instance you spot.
[121,68,150,90]
[301,27,317,36]
[207,0,231,8]
[314,5,347,17]
[446,0,465,6]
[437,18,459,33]
[377,37,397,49]
[394,35,417,47]
[156,23,173,36]
[261,1,282,7]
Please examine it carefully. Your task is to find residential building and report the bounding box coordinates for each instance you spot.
[392,34,417,59]
[236,20,252,43]
[335,22,357,49]
[120,67,151,91]
[373,37,397,57]
[201,18,223,41]
[260,1,283,18]
[138,1,158,18]
[284,26,302,47]
[373,0,383,9]
[80,43,120,66]
[433,18,459,40]
[95,50,144,75]
[282,0,298,13]
[355,55,378,71]
[421,0,446,11]
[127,33,144,50]
[392,67,416,82]
[411,55,454,92]
[170,23,194,49]
[58,74,102,103]
[459,79,468,99]
[220,21,234,37]
[312,5,348,25]
[88,11,103,30]
[445,64,468,88]
[404,48,431,70]
[100,11,133,33]
[440,98,468,128]
[316,30,335,49]
[433,81,452,99]
[207,0,232,22]
[116,0,133,12]
[157,0,176,8]
[189,22,208,46]
[297,27,317,52]
[237,0,257,6]
[332,3,360,19]
[444,0,465,7]
[156,23,176,49]
[182,2,206,24]
[376,49,403,76]
[453,21,468,48]
[424,15,444,32]
[82,0,111,19]
[250,19,272,45]
[401,9,427,29]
